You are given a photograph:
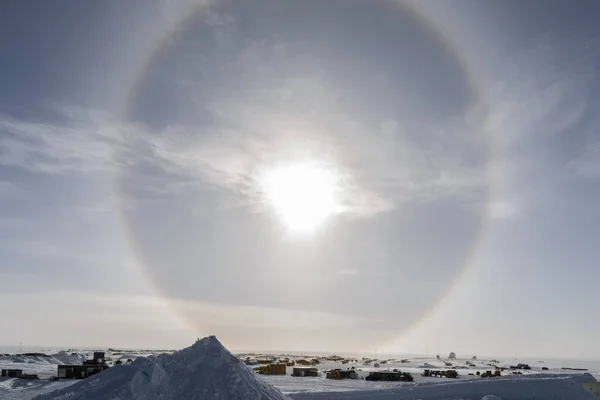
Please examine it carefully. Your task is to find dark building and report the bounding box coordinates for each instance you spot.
[326,369,358,380]
[58,350,110,379]
[1,369,23,378]
[57,364,108,379]
[366,371,413,382]
[292,367,319,377]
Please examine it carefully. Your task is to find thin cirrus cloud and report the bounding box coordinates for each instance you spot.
[0,54,595,226]
[0,102,488,219]
[2,40,594,225]
[567,140,600,179]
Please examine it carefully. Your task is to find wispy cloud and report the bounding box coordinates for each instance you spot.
[479,40,598,216]
[0,101,488,220]
[1,35,595,228]
[0,106,147,174]
[567,140,600,179]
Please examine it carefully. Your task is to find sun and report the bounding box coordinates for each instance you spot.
[257,161,341,233]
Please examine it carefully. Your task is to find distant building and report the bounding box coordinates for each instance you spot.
[366,371,413,382]
[448,352,456,359]
[254,363,286,375]
[57,364,108,379]
[292,367,319,377]
[326,369,358,380]
[1,369,22,378]
[58,351,108,379]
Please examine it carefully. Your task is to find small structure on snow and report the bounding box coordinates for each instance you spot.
[510,363,531,370]
[448,352,456,359]
[366,371,413,382]
[292,366,319,377]
[58,364,109,379]
[422,369,458,379]
[326,369,357,380]
[255,363,287,375]
[481,370,502,378]
[57,351,109,379]
[1,369,23,378]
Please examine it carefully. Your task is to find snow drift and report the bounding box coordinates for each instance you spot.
[49,351,87,365]
[33,336,289,400]
[0,352,85,366]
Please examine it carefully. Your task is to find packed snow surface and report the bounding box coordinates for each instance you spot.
[288,374,598,400]
[32,336,289,400]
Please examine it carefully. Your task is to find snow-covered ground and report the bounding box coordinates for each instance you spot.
[259,356,600,395]
[0,378,76,400]
[288,375,598,400]
[1,341,599,399]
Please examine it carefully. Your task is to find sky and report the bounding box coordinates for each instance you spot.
[1,0,599,359]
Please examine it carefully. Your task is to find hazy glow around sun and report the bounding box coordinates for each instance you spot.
[257,161,342,233]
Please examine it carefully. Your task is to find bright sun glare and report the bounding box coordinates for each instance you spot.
[258,162,341,233]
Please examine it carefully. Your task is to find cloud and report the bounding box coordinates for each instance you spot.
[1,35,594,228]
[0,109,132,174]
[478,40,598,214]
[567,140,600,179]
[148,117,487,217]
[0,99,488,220]
[484,56,589,154]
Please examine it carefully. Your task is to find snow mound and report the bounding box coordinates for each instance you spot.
[481,396,502,400]
[50,351,87,365]
[0,351,86,366]
[34,336,289,400]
